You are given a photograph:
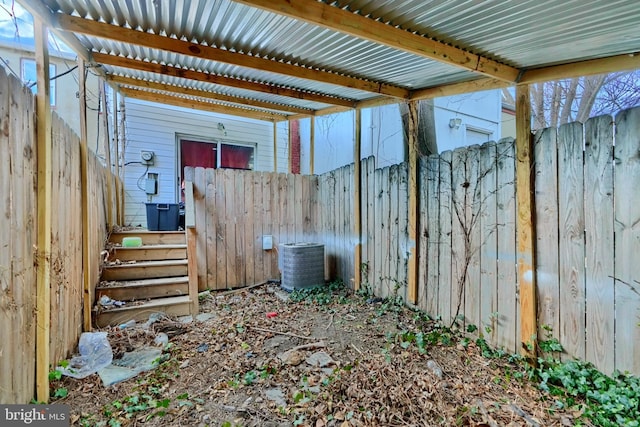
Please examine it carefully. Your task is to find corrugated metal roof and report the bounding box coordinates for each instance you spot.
[35,0,640,119]
[336,0,640,67]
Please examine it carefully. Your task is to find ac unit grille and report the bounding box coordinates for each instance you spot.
[280,243,325,291]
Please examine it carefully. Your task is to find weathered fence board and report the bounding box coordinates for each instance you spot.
[534,128,560,350]
[584,115,615,374]
[425,155,440,316]
[613,106,640,374]
[557,121,587,361]
[479,142,498,346]
[495,141,517,352]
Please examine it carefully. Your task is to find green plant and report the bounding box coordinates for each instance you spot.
[290,280,347,305]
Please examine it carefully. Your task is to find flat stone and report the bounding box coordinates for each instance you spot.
[305,351,335,368]
[264,335,290,350]
[178,315,194,324]
[278,350,304,366]
[273,289,290,302]
[264,388,287,407]
[196,313,216,322]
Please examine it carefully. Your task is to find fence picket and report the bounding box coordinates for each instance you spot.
[533,128,560,348]
[558,122,587,361]
[613,106,640,374]
[584,115,615,374]
[479,142,498,345]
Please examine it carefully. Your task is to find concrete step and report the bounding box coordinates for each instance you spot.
[108,244,187,262]
[95,295,193,328]
[109,230,186,246]
[96,276,189,301]
[102,259,188,281]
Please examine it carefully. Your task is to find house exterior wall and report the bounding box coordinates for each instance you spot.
[0,42,102,153]
[122,97,288,227]
[300,90,502,174]
[434,89,502,153]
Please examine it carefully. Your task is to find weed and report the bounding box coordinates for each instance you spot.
[290,280,347,305]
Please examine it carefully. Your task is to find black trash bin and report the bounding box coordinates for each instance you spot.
[145,203,180,231]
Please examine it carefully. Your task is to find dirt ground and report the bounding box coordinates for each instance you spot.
[55,283,583,426]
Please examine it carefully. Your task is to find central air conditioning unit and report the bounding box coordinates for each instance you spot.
[279,243,325,292]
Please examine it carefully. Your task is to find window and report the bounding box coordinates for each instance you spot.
[21,58,56,106]
[220,143,254,170]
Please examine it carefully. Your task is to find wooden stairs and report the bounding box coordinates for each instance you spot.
[95,230,198,327]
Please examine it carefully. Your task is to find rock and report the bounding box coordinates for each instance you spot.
[278,350,304,366]
[426,359,443,379]
[273,289,290,302]
[178,315,194,324]
[306,351,335,368]
[264,335,290,350]
[321,368,335,376]
[196,312,216,322]
[153,332,169,347]
[264,388,287,407]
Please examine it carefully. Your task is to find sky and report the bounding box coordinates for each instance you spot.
[0,0,74,55]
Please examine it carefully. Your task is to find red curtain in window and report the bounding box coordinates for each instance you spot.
[180,140,217,172]
[220,144,253,170]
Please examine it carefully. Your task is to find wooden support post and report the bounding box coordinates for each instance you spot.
[288,119,293,173]
[273,121,278,173]
[35,19,52,403]
[100,81,114,227]
[113,89,120,226]
[310,117,315,175]
[78,59,92,332]
[407,101,419,305]
[515,84,537,361]
[118,97,126,223]
[184,181,199,315]
[354,109,362,290]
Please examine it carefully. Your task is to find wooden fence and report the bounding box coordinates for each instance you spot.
[189,106,640,376]
[0,67,117,403]
[534,110,640,375]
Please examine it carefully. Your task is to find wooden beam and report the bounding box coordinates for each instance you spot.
[120,87,288,121]
[411,78,511,101]
[34,18,52,404]
[78,58,92,333]
[109,75,314,116]
[56,14,409,99]
[234,0,519,82]
[309,117,315,175]
[407,100,419,305]
[118,97,126,223]
[273,122,278,172]
[311,78,512,118]
[184,181,199,315]
[113,89,121,225]
[520,52,640,84]
[515,84,537,361]
[353,109,362,290]
[92,53,355,108]
[101,80,114,227]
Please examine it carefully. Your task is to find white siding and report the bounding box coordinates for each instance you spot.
[122,98,285,226]
[299,90,502,174]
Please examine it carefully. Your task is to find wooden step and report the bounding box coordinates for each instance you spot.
[109,230,185,245]
[102,260,188,281]
[96,276,189,301]
[108,244,187,262]
[95,295,192,328]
